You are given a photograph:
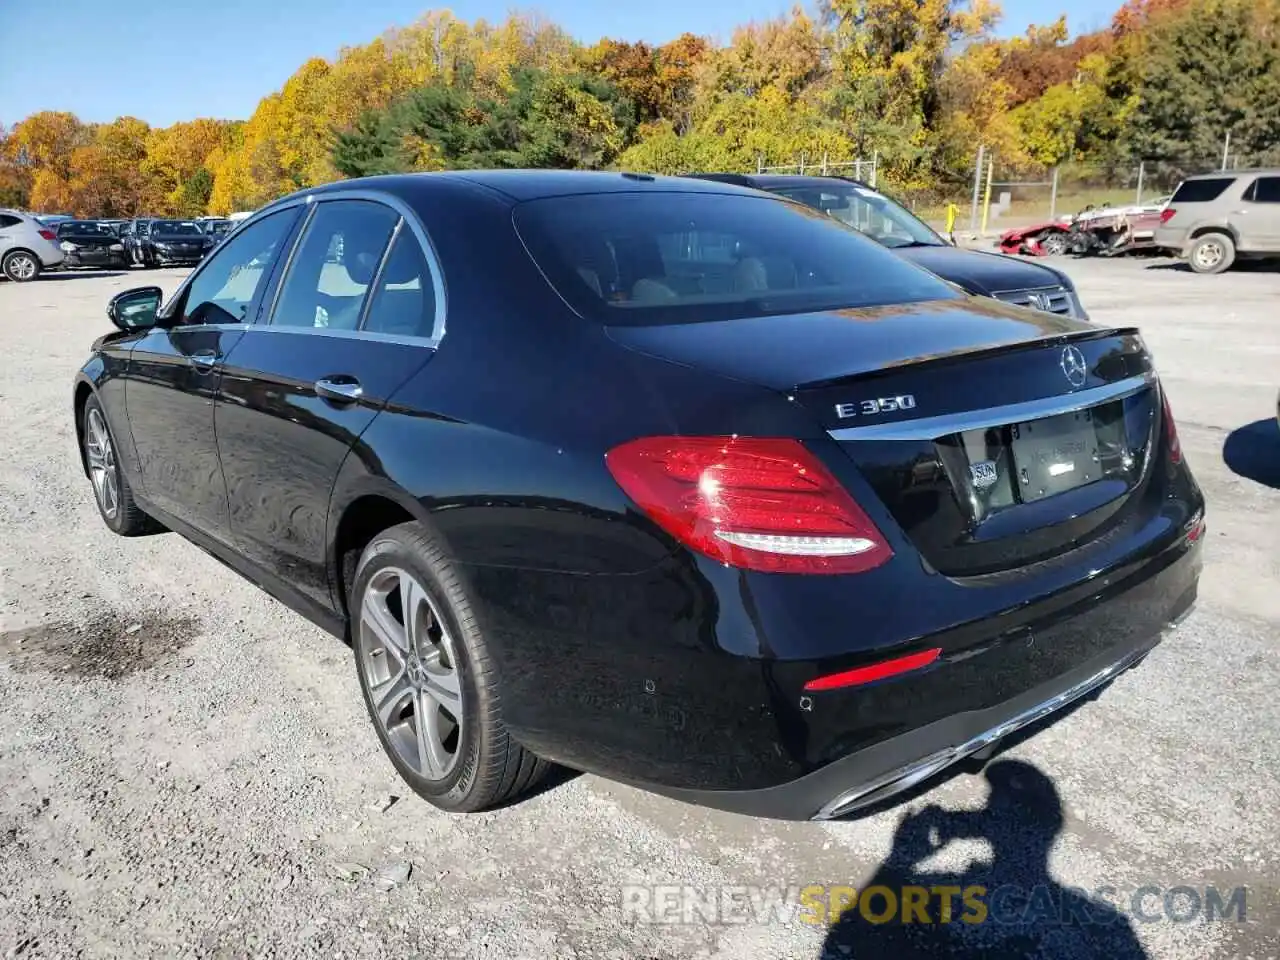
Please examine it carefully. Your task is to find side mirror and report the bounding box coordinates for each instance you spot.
[107,286,163,332]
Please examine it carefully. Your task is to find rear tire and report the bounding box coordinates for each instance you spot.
[81,395,159,536]
[1188,233,1235,274]
[351,521,550,813]
[2,250,41,282]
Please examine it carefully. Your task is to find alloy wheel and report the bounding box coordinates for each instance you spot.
[359,567,464,780]
[84,408,118,519]
[7,253,37,280]
[1040,233,1067,256]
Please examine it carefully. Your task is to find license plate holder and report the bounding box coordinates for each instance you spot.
[1010,409,1099,502]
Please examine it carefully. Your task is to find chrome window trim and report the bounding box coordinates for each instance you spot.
[215,325,440,348]
[158,187,448,350]
[829,372,1155,442]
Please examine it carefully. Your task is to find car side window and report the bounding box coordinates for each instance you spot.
[177,209,296,326]
[361,228,438,338]
[0,214,20,229]
[1249,176,1280,203]
[270,200,399,330]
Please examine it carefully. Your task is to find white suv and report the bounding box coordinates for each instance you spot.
[0,210,67,281]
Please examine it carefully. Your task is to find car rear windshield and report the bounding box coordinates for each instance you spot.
[513,192,959,326]
[1170,178,1235,203]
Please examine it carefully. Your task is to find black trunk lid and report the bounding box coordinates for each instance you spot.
[608,297,1162,576]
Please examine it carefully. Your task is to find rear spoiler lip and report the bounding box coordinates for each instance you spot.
[796,325,1142,391]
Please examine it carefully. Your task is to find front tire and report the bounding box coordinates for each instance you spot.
[351,522,550,813]
[1188,233,1235,274]
[2,250,41,282]
[81,396,157,536]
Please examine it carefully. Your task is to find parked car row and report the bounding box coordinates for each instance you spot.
[73,170,1204,821]
[0,212,238,281]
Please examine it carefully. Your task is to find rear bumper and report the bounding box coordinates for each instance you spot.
[1153,226,1189,254]
[637,535,1200,821]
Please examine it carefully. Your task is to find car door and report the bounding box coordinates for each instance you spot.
[215,195,444,608]
[125,206,300,542]
[1235,175,1280,250]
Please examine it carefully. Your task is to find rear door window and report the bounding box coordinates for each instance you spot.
[1170,178,1236,203]
[1245,176,1280,203]
[513,192,957,327]
[361,228,439,338]
[269,200,399,330]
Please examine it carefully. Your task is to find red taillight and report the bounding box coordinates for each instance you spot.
[605,436,893,575]
[38,229,57,241]
[1161,389,1182,464]
[804,647,942,692]
[1159,208,1176,224]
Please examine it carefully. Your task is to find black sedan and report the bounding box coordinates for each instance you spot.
[687,173,1089,318]
[125,218,216,267]
[55,220,130,269]
[73,172,1203,819]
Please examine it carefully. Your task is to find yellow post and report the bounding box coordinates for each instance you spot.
[979,156,994,234]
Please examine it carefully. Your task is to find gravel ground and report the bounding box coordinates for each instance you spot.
[0,258,1277,959]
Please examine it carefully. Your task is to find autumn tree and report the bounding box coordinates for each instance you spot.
[1121,0,1280,161]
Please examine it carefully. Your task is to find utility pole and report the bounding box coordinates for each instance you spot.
[1221,131,1231,170]
[1135,160,1145,206]
[969,145,986,233]
[979,153,995,235]
[1050,167,1059,220]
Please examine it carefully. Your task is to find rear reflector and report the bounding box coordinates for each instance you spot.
[1159,209,1176,224]
[605,436,893,575]
[804,647,942,692]
[38,229,57,241]
[1161,388,1182,463]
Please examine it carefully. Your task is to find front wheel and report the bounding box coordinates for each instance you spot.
[1038,232,1068,256]
[2,250,41,282]
[351,522,550,813]
[81,396,158,536]
[1188,233,1235,274]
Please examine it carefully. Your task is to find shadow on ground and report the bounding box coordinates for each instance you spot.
[820,759,1149,959]
[39,271,130,281]
[1223,418,1280,489]
[1146,260,1280,274]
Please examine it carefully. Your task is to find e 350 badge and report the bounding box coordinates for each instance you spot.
[834,395,917,419]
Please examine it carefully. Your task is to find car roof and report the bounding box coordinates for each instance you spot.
[687,172,879,192]
[1184,168,1280,179]
[299,169,768,204]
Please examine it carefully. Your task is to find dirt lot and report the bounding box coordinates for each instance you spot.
[1,258,1278,959]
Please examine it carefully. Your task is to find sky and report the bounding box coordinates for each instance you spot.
[1,0,1121,128]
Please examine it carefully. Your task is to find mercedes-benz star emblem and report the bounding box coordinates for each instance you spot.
[1060,345,1088,388]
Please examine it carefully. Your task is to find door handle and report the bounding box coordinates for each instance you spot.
[189,349,219,370]
[315,376,364,404]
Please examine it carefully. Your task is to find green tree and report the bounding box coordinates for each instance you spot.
[1122,0,1280,161]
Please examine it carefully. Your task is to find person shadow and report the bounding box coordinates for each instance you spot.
[820,759,1149,959]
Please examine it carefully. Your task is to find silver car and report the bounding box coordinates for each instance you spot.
[0,209,67,281]
[1154,169,1280,274]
